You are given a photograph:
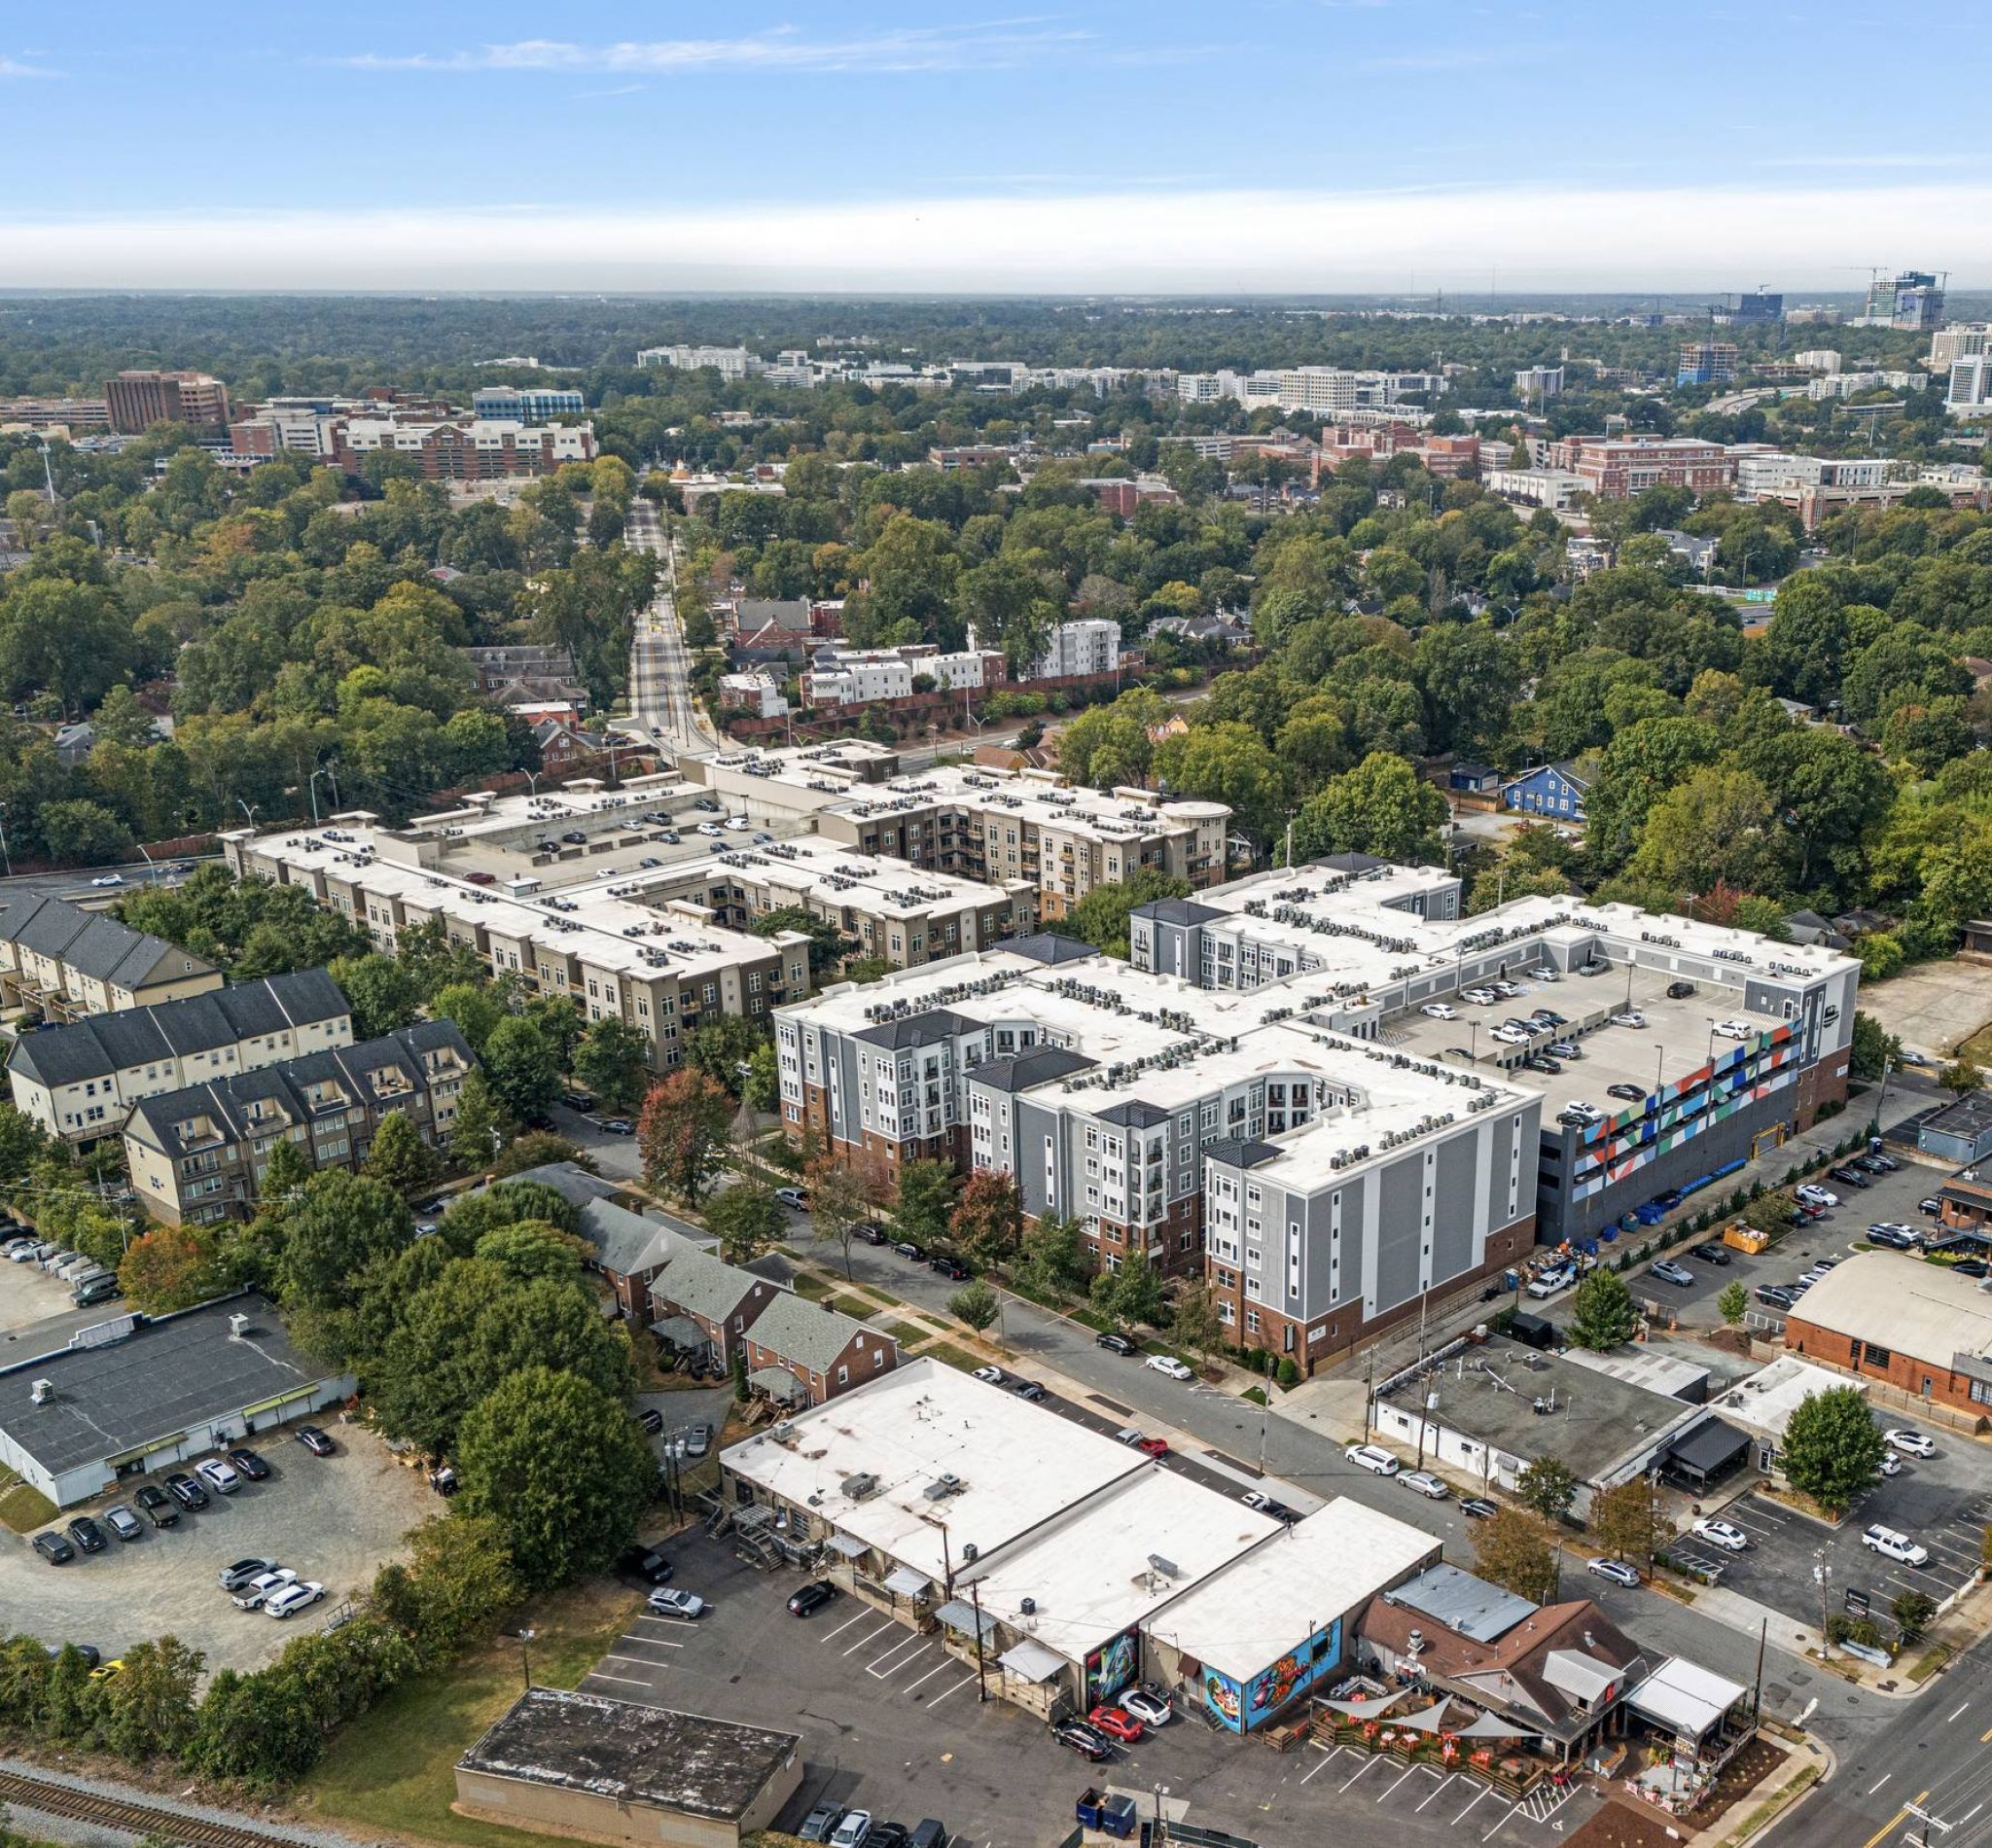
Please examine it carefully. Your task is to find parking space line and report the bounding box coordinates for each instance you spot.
[902,1655,956,1694]
[822,1610,872,1641]
[604,1652,675,1667]
[613,1633,684,1650]
[1376,1766,1417,1801]
[843,1619,900,1655]
[1454,1785,1494,1824]
[869,1638,935,1679]
[1339,1756,1383,1793]
[1481,1797,1525,1841]
[1300,1745,1343,1784]
[926,1673,978,1706]
[586,1671,654,1688]
[1415,1773,1456,1812]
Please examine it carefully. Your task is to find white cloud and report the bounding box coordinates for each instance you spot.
[341,21,1086,76]
[0,56,52,76]
[0,182,1981,292]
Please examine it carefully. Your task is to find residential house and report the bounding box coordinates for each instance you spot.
[739,1292,900,1406]
[0,894,224,1021]
[649,1248,788,1368]
[124,1020,473,1226]
[1502,762,1589,824]
[6,968,352,1148]
[1448,761,1502,795]
[470,1159,701,1315]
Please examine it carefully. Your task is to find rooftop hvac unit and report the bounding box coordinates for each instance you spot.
[1020,1596,1037,1616]
[229,1313,251,1338]
[1148,1554,1180,1579]
[841,1473,880,1501]
[29,1378,53,1404]
[961,1543,978,1563]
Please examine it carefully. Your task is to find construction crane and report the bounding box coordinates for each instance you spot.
[1832,265,1889,319]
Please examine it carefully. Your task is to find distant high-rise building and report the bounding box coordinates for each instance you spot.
[1677,342,1739,387]
[1720,289,1783,324]
[1889,271,1946,332]
[104,370,231,435]
[1513,365,1564,403]
[470,386,586,423]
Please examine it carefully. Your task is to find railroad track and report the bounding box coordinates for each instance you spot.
[0,1767,316,1848]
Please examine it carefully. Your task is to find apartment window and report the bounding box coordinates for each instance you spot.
[836,1366,849,1385]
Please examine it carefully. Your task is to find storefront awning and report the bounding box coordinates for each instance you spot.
[935,1599,1000,1641]
[649,1316,705,1348]
[824,1533,870,1558]
[885,1565,933,1598]
[749,1366,808,1404]
[1454,1712,1534,1741]
[999,1639,1069,1683]
[1626,1658,1749,1741]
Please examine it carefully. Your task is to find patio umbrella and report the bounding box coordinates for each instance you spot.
[1397,1699,1454,1732]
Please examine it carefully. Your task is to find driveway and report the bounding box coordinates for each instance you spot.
[2,1422,434,1673]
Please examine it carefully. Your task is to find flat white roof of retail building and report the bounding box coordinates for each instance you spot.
[1787,1250,1992,1363]
[720,1358,1144,1584]
[959,1467,1281,1664]
[1144,1497,1441,1683]
[1707,1355,1867,1441]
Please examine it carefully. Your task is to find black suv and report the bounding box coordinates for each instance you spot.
[930,1254,971,1280]
[33,1531,76,1565]
[1665,980,1697,999]
[133,1483,177,1528]
[619,1547,674,1586]
[163,1473,209,1511]
[1095,1332,1137,1356]
[65,1515,107,1554]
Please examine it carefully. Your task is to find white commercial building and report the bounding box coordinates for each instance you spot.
[1947,356,1992,414]
[1735,452,1892,495]
[718,670,789,719]
[636,344,761,379]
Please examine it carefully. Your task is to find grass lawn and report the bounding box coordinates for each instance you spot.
[298,1579,639,1848]
[883,1320,930,1348]
[921,1341,989,1373]
[826,1294,874,1319]
[787,1270,834,1300]
[0,1465,56,1534]
[1958,1022,1992,1064]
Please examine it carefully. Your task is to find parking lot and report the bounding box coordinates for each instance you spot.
[0,1254,84,1334]
[1675,1410,1992,1629]
[581,1530,1605,1848]
[2,1422,434,1671]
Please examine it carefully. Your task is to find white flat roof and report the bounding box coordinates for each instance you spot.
[1788,1250,1992,1362]
[1708,1354,1868,1440]
[720,1358,1142,1583]
[960,1467,1280,1663]
[1145,1497,1441,1682]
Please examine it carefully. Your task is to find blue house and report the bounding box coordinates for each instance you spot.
[1503,761,1589,823]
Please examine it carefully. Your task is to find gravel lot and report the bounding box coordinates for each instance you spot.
[1,1422,434,1672]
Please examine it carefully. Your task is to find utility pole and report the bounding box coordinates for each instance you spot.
[970,1580,989,1703]
[1903,1800,1953,1848]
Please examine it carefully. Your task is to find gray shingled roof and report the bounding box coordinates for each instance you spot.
[969,1047,1096,1093]
[854,1008,977,1050]
[1098,1098,1170,1128]
[582,1199,688,1278]
[746,1291,889,1374]
[999,932,1101,966]
[653,1247,763,1323]
[1129,898,1224,927]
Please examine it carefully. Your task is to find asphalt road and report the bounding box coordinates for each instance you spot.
[625,502,717,755]
[0,858,211,909]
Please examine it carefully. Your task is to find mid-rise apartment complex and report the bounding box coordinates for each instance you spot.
[105,370,231,435]
[636,344,761,379]
[803,644,1000,706]
[1535,436,1733,499]
[470,386,586,423]
[1034,619,1120,681]
[0,896,223,1022]
[332,417,595,480]
[1947,356,1992,415]
[6,969,353,1148]
[125,1021,473,1227]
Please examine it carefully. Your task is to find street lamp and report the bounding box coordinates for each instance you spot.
[236,799,260,829]
[0,801,14,878]
[516,1626,537,1690]
[1812,1549,1832,1660]
[309,762,339,825]
[135,843,159,886]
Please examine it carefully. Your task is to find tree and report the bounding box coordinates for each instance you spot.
[948,1278,999,1333]
[1014,1211,1090,1296]
[572,1015,653,1115]
[1850,1012,1903,1083]
[706,1182,788,1262]
[491,1130,590,1178]
[1066,869,1192,960]
[1717,1281,1749,1327]
[1152,723,1285,842]
[474,1220,587,1283]
[99,1634,203,1763]
[806,1148,888,1278]
[273,1171,412,1312]
[259,1135,313,1208]
[364,1109,442,1199]
[743,1042,780,1114]
[1893,1588,1937,1643]
[1590,1478,1659,1568]
[327,951,419,1041]
[1289,752,1449,865]
[448,1068,507,1164]
[687,1015,765,1098]
[481,1015,561,1123]
[455,1367,657,1589]
[1107,1250,1166,1327]
[948,1170,1023,1269]
[1625,765,1785,899]
[752,905,845,978]
[118,1225,220,1313]
[1171,1284,1225,1366]
[433,980,506,1054]
[40,799,135,866]
[895,1158,958,1245]
[1940,1059,1985,1100]
[1567,1267,1638,1350]
[1514,1455,1579,1522]
[1473,1508,1558,1604]
[638,1068,733,1205]
[1780,1385,1885,1516]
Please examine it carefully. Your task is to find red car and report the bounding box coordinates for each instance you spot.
[1087,1704,1145,1744]
[1136,1437,1169,1458]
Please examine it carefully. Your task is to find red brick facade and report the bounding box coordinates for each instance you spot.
[1783,1320,1990,1419]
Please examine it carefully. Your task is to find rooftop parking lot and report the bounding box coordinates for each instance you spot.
[583,1530,1606,1848]
[2,1420,433,1672]
[1674,1408,1992,1630]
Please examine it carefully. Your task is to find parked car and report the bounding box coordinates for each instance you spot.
[1867,1225,1917,1250]
[1756,1284,1798,1309]
[218,1557,277,1592]
[775,1188,809,1211]
[33,1531,76,1565]
[1460,988,1497,1006]
[1524,1055,1563,1076]
[132,1484,176,1528]
[228,1447,270,1480]
[681,1422,712,1460]
[73,1273,121,1306]
[1547,1041,1582,1059]
[1691,1518,1749,1552]
[930,1255,972,1281]
[1863,1524,1930,1566]
[1136,1436,1169,1458]
[648,1587,707,1619]
[1587,1557,1642,1588]
[296,1426,337,1456]
[1095,1332,1137,1356]
[1421,1003,1458,1020]
[1691,1243,1732,1266]
[232,1569,299,1611]
[1828,1165,1871,1189]
[195,1457,242,1495]
[971,1366,1005,1385]
[1144,1355,1194,1381]
[1865,1151,1901,1172]
[267,1581,326,1619]
[853,1220,889,1244]
[799,1803,846,1843]
[1712,1019,1755,1040]
[1886,1429,1937,1459]
[892,1241,926,1262]
[1526,1265,1576,1298]
[1957,1260,1991,1279]
[1665,980,1697,999]
[1531,1009,1567,1027]
[1920,1196,1945,1216]
[619,1547,674,1586]
[1606,1083,1648,1102]
[1344,1443,1400,1476]
[1398,1471,1450,1500]
[1796,1185,1839,1208]
[1010,1379,1047,1402]
[1610,1012,1648,1028]
[65,1515,108,1554]
[828,1811,873,1848]
[788,1579,839,1617]
[1087,1705,1145,1743]
[601,1119,634,1136]
[1051,1718,1113,1761]
[1650,1260,1694,1288]
[1120,1687,1171,1728]
[102,1505,143,1543]
[1461,1497,1500,1521]
[636,1406,665,1435]
[163,1473,209,1511]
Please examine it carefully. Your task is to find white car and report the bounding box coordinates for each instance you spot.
[829,1812,872,1848]
[971,1366,1005,1384]
[1712,1019,1755,1040]
[1345,1443,1400,1476]
[1796,1185,1839,1208]
[696,822,722,837]
[231,1568,299,1611]
[1863,1524,1930,1566]
[1491,1026,1533,1047]
[89,873,125,887]
[1145,1355,1194,1381]
[1610,1011,1648,1029]
[1120,1687,1171,1728]
[725,816,752,831]
[1460,988,1497,1006]
[1399,1471,1450,1500]
[1587,1557,1641,1588]
[648,1586,707,1618]
[1691,1517,1749,1553]
[195,1457,242,1495]
[1421,1003,1458,1020]
[266,1580,326,1619]
[1886,1429,1936,1459]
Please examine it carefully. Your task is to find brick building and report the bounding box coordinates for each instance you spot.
[1784,1250,1992,1416]
[105,370,231,435]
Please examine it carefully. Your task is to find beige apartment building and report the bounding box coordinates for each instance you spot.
[0,895,223,1021]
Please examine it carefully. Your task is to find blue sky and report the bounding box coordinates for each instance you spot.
[6,2,1988,290]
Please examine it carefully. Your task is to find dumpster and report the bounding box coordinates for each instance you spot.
[1077,1790,1138,1838]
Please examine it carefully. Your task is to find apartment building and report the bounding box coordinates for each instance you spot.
[462,644,589,709]
[1513,365,1564,402]
[0,895,223,1022]
[470,386,586,423]
[124,1021,473,1227]
[1947,356,1992,414]
[331,417,595,481]
[719,670,789,718]
[636,344,760,379]
[1676,342,1739,386]
[6,969,353,1149]
[220,816,811,1072]
[105,370,231,435]
[1032,619,1120,681]
[1536,436,1733,499]
[1930,326,1990,371]
[803,645,1000,706]
[0,398,110,432]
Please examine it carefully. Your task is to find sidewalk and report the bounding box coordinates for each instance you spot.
[1687,1730,1832,1848]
